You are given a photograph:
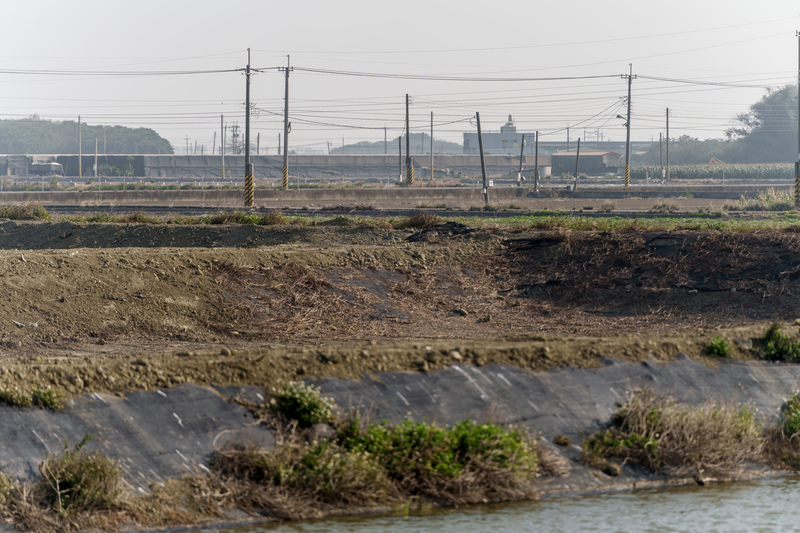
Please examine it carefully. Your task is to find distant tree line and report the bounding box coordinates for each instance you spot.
[637,84,798,165]
[0,117,174,155]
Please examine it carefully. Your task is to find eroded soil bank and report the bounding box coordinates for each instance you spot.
[0,218,799,529]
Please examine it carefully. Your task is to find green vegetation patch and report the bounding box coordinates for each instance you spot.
[583,389,762,476]
[762,324,800,362]
[0,386,63,410]
[215,381,539,519]
[0,203,51,221]
[269,381,335,428]
[705,336,732,358]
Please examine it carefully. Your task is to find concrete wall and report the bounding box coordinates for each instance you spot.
[44,154,552,180]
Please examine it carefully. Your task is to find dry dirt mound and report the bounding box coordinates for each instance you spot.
[0,220,795,398]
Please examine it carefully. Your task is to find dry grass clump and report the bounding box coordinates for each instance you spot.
[0,203,51,221]
[393,213,441,229]
[583,389,763,477]
[0,435,127,533]
[214,262,356,336]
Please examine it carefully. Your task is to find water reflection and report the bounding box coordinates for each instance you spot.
[199,477,800,533]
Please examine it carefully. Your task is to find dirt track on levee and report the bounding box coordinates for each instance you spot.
[0,216,796,398]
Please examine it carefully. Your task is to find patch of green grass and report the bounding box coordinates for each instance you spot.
[269,381,336,428]
[779,392,800,439]
[762,324,800,362]
[0,203,51,221]
[0,386,63,410]
[705,336,732,358]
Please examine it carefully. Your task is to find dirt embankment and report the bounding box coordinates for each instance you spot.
[0,218,795,397]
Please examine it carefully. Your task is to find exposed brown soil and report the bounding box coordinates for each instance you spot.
[0,218,796,399]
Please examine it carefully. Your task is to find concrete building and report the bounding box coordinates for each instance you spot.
[551,151,622,176]
[462,115,653,157]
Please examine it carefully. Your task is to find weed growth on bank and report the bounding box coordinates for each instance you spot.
[269,381,336,428]
[0,386,63,410]
[35,434,123,516]
[214,382,541,519]
[0,203,51,221]
[582,389,762,476]
[762,324,800,362]
[705,336,731,358]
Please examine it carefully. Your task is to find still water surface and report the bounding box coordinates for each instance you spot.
[199,477,800,533]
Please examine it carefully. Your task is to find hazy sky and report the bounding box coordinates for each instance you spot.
[1,0,798,154]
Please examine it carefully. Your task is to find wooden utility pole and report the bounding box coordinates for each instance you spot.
[398,136,402,181]
[534,131,539,192]
[430,112,434,181]
[476,112,488,207]
[405,94,413,185]
[78,115,82,179]
[666,108,670,182]
[517,133,525,186]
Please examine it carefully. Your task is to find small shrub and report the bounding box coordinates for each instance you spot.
[779,392,800,439]
[598,202,615,214]
[0,386,32,407]
[270,381,335,428]
[553,435,572,446]
[35,434,123,515]
[32,388,64,411]
[763,324,800,362]
[649,202,680,214]
[583,389,762,475]
[705,336,731,358]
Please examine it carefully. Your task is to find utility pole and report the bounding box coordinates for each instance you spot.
[398,136,402,181]
[795,31,800,207]
[476,112,488,207]
[566,125,569,152]
[220,115,225,178]
[405,94,413,185]
[244,48,254,208]
[280,55,292,190]
[278,133,281,155]
[517,133,525,186]
[534,131,539,192]
[622,64,636,187]
[666,108,670,182]
[574,138,581,190]
[430,112,434,181]
[212,131,216,156]
[94,138,98,185]
[78,115,82,179]
[659,132,663,180]
[256,133,260,155]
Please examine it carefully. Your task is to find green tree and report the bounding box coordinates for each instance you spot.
[726,84,799,163]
